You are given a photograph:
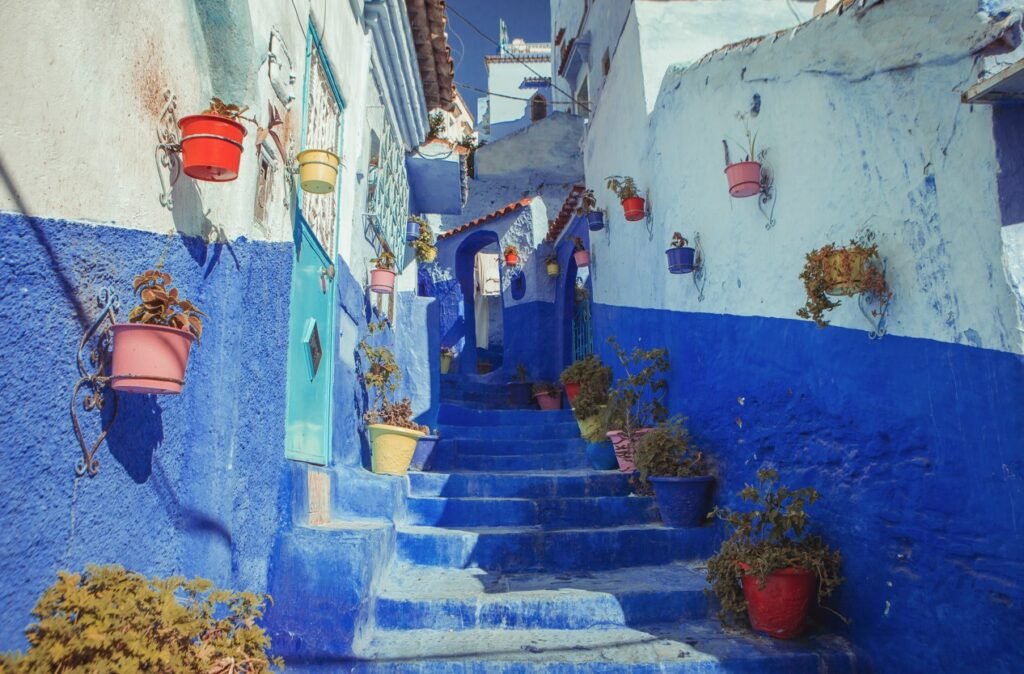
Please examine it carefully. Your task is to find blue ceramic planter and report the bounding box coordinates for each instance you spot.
[409,435,440,471]
[586,442,619,470]
[406,220,419,242]
[649,475,714,527]
[586,211,605,231]
[666,246,696,274]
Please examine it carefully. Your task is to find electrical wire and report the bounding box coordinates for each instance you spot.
[445,2,590,113]
[456,80,540,102]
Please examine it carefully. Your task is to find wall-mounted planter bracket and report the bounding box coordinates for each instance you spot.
[155,90,183,210]
[71,288,120,477]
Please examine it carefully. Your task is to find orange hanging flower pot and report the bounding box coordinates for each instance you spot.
[178,114,247,182]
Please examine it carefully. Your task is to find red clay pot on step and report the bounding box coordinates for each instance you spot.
[724,161,763,198]
[178,114,247,182]
[564,381,581,405]
[534,392,562,410]
[739,564,816,639]
[622,197,646,221]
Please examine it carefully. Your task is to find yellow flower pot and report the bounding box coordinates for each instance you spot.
[440,353,452,374]
[824,249,871,297]
[546,261,559,277]
[297,149,340,194]
[577,413,604,442]
[369,424,425,475]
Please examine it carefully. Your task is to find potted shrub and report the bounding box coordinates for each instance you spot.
[110,269,204,395]
[297,148,341,194]
[409,429,441,471]
[360,339,427,475]
[369,250,397,294]
[797,236,891,328]
[504,245,519,266]
[440,345,455,374]
[546,254,560,278]
[665,232,697,274]
[178,97,249,182]
[572,237,590,268]
[1,564,281,672]
[724,121,763,198]
[605,336,669,473]
[532,381,562,410]
[576,189,605,231]
[707,468,844,639]
[634,417,714,527]
[606,176,645,221]
[410,217,437,263]
[560,354,610,409]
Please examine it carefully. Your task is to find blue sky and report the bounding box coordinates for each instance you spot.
[445,0,552,117]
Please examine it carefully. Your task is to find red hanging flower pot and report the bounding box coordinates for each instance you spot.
[178,114,247,182]
[505,252,519,266]
[622,197,646,221]
[564,381,581,405]
[724,161,763,198]
[739,564,816,639]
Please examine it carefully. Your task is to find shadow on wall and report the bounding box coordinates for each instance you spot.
[104,395,165,483]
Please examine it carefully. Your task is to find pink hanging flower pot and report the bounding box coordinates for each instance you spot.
[369,250,397,294]
[111,324,195,395]
[725,161,763,198]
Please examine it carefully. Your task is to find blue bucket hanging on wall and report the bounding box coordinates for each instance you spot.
[586,211,605,232]
[406,220,419,242]
[666,246,696,274]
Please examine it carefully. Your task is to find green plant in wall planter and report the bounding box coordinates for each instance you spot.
[503,245,519,266]
[110,269,205,396]
[360,338,427,475]
[409,216,437,263]
[606,176,646,222]
[576,189,605,231]
[723,112,766,198]
[369,249,397,294]
[707,467,845,640]
[0,564,281,673]
[634,416,715,527]
[797,233,892,332]
[560,355,612,440]
[605,336,669,473]
[573,237,590,268]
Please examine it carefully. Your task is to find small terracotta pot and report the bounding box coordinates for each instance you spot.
[739,564,817,639]
[534,391,562,410]
[110,324,195,395]
[564,382,581,405]
[505,253,519,266]
[370,268,396,294]
[573,250,590,267]
[724,161,762,198]
[622,197,646,221]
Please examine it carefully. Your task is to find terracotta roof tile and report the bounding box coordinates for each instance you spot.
[438,198,533,240]
[545,185,585,243]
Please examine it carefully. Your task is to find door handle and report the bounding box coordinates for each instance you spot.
[320,264,336,292]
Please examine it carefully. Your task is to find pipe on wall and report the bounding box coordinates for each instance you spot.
[364,0,429,148]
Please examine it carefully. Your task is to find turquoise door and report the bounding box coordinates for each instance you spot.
[284,26,344,465]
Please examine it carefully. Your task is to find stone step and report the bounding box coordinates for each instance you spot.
[345,621,863,672]
[395,524,716,572]
[453,451,586,472]
[373,562,708,631]
[407,470,632,499]
[405,496,659,528]
[449,438,585,456]
[439,422,581,441]
[438,404,575,427]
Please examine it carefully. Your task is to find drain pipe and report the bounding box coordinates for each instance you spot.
[364,0,428,148]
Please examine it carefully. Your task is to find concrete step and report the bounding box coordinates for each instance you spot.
[373,562,708,631]
[407,470,632,499]
[345,621,863,672]
[439,422,581,441]
[395,524,716,572]
[405,496,659,528]
[453,451,587,472]
[450,438,585,456]
[438,404,575,426]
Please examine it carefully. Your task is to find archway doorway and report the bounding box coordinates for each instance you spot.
[454,231,506,375]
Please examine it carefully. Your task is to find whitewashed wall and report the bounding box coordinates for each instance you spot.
[588,0,1023,354]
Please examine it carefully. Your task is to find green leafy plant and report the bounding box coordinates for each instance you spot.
[531,381,560,397]
[725,111,760,163]
[560,355,612,421]
[128,269,205,340]
[455,133,479,177]
[0,564,281,673]
[372,249,396,271]
[573,236,586,252]
[427,111,446,139]
[503,245,518,258]
[634,416,707,484]
[606,176,640,201]
[606,336,669,439]
[575,189,598,215]
[670,232,689,249]
[359,339,426,432]
[409,216,437,263]
[796,235,891,328]
[706,468,844,624]
[203,97,250,122]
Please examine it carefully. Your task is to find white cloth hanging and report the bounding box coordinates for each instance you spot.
[475,252,501,297]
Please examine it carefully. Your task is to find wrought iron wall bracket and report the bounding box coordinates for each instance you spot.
[758,160,777,231]
[155,90,182,210]
[858,256,890,339]
[692,233,706,302]
[71,288,120,477]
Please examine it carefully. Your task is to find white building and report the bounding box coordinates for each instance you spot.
[477,20,553,142]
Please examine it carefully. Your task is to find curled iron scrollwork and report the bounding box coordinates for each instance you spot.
[71,288,120,477]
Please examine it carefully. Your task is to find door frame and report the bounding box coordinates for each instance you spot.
[283,20,346,465]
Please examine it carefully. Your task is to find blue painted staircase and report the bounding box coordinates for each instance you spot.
[349,385,863,672]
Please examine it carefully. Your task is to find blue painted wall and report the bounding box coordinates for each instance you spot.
[0,213,293,648]
[591,303,1024,673]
